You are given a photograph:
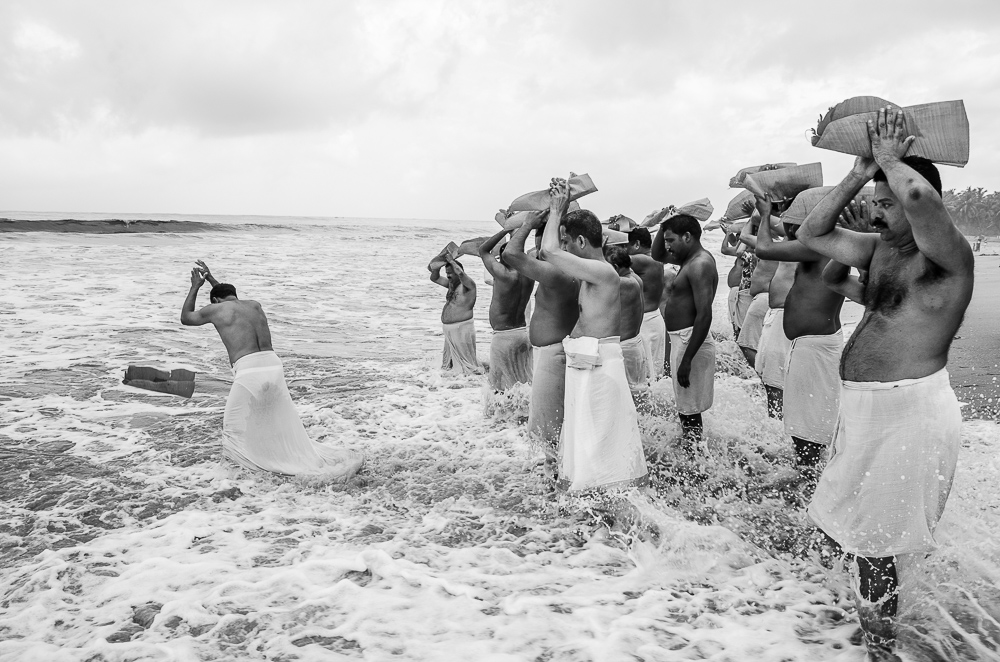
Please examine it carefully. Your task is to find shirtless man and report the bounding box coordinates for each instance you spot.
[504,210,579,473]
[752,193,846,475]
[429,254,481,375]
[720,224,754,338]
[180,261,363,479]
[652,215,719,446]
[740,215,792,417]
[478,229,534,391]
[736,216,778,369]
[605,245,648,389]
[540,179,646,493]
[798,108,974,659]
[626,228,667,382]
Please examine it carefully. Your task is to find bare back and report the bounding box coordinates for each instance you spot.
[209,300,273,365]
[530,277,580,347]
[783,256,845,339]
[571,268,621,339]
[749,259,777,296]
[618,273,644,341]
[489,270,534,331]
[630,254,665,314]
[842,244,973,381]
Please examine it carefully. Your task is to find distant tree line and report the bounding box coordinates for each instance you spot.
[943,187,1000,236]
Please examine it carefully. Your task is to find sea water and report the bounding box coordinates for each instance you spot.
[0,215,998,661]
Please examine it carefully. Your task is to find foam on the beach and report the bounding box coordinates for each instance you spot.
[1,221,998,661]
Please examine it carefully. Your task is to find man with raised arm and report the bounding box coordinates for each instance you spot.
[504,210,580,475]
[429,253,482,375]
[720,224,753,338]
[478,229,534,391]
[605,245,649,389]
[181,261,363,480]
[539,179,647,493]
[752,193,846,477]
[797,108,974,660]
[626,228,667,382]
[736,216,777,369]
[739,214,793,417]
[651,215,719,446]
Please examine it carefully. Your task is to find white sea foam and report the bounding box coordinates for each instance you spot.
[0,219,997,661]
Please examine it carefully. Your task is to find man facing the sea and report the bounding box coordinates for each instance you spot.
[797,108,974,659]
[181,261,363,480]
[626,228,666,382]
[652,215,718,446]
[604,245,649,389]
[429,253,482,375]
[504,210,580,478]
[540,179,647,493]
[478,229,534,391]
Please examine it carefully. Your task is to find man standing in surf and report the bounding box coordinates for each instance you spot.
[504,210,580,480]
[651,215,719,447]
[181,261,363,480]
[429,253,482,375]
[751,192,846,479]
[477,229,534,391]
[539,179,647,493]
[797,108,974,660]
[625,228,667,383]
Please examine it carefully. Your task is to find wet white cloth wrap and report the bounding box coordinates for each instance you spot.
[640,309,667,381]
[488,327,533,391]
[808,368,961,556]
[223,351,364,479]
[558,336,647,493]
[620,335,650,389]
[668,326,716,415]
[441,319,481,374]
[755,308,791,388]
[783,330,843,445]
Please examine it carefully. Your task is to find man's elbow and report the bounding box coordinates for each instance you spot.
[180,314,195,326]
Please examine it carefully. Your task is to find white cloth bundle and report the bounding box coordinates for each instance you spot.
[222,351,364,480]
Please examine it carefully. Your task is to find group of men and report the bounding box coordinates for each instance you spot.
[428,108,974,661]
[182,106,972,661]
[431,181,721,492]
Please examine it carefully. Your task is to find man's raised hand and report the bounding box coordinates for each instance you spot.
[548,178,570,214]
[754,192,773,225]
[839,200,873,233]
[868,106,915,166]
[191,268,206,288]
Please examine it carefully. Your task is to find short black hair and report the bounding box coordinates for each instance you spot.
[660,214,702,240]
[563,209,603,248]
[604,245,631,271]
[210,283,237,300]
[873,156,942,196]
[627,227,652,248]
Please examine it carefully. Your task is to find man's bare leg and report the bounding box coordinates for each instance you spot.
[679,413,702,450]
[855,556,900,661]
[764,385,783,419]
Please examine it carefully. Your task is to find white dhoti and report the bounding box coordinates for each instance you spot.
[667,326,716,415]
[783,330,843,445]
[755,308,791,388]
[559,337,648,493]
[528,342,566,447]
[620,335,650,389]
[488,327,533,391]
[223,351,364,480]
[640,310,667,381]
[734,289,753,332]
[442,319,481,375]
[736,293,769,350]
[808,368,961,556]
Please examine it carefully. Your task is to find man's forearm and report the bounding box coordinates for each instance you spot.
[479,228,508,256]
[681,313,712,365]
[182,285,200,314]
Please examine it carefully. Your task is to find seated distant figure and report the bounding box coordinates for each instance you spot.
[180,261,364,480]
[604,245,649,389]
[429,253,482,375]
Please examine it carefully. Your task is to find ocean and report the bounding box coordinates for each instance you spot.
[0,213,998,661]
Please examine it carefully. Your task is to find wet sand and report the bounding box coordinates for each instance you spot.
[951,253,1000,419]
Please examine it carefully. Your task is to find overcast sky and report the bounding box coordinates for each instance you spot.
[1,0,998,221]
